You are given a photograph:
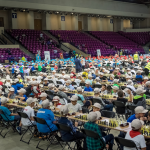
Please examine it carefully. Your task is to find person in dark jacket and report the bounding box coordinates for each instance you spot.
[74,56,82,73]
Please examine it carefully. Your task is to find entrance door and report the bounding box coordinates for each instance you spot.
[34,19,42,30]
[78,21,82,30]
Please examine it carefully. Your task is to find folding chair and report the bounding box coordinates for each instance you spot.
[72,82,78,89]
[81,128,106,150]
[82,107,89,114]
[92,98,104,106]
[0,109,18,138]
[79,82,85,87]
[34,116,59,150]
[126,104,137,116]
[115,137,138,150]
[101,110,115,118]
[57,123,83,150]
[49,80,54,84]
[18,112,35,144]
[93,84,102,88]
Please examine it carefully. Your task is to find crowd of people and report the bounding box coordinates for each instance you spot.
[0,52,150,150]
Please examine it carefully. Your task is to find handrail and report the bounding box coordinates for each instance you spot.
[3,32,15,44]
[0,35,7,44]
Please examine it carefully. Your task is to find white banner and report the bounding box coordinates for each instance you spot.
[97,49,101,56]
[44,51,50,61]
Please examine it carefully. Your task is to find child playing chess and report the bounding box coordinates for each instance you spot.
[52,96,61,108]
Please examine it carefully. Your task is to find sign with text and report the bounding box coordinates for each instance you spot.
[12,13,17,18]
[61,16,65,21]
[110,19,113,24]
[44,51,50,61]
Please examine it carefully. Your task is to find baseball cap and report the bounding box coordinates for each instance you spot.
[9,87,15,91]
[112,86,119,90]
[70,95,78,101]
[88,74,92,78]
[87,112,97,122]
[95,77,100,80]
[85,81,91,85]
[64,75,70,79]
[136,70,142,74]
[58,85,65,90]
[40,92,47,97]
[60,105,69,115]
[144,77,148,80]
[26,97,38,105]
[94,88,100,94]
[126,75,131,79]
[127,68,131,71]
[110,74,114,78]
[135,88,146,95]
[52,70,56,73]
[53,96,60,101]
[48,83,54,88]
[15,79,19,83]
[113,79,119,84]
[17,88,26,93]
[92,103,101,109]
[131,119,144,130]
[127,80,133,85]
[77,87,82,92]
[44,78,49,81]
[17,75,21,78]
[146,81,150,86]
[135,106,148,114]
[41,100,51,108]
[1,97,8,104]
[62,71,65,74]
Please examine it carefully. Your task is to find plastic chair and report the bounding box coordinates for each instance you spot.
[101,110,115,118]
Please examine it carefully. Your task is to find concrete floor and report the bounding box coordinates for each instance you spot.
[0,126,119,150]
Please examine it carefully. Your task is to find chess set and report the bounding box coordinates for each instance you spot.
[17,102,27,107]
[146,99,150,105]
[75,114,88,120]
[83,92,94,97]
[141,125,150,137]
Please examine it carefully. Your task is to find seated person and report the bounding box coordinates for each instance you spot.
[113,79,119,87]
[0,97,21,124]
[52,96,61,108]
[100,84,107,95]
[7,87,16,99]
[116,90,132,115]
[57,75,65,85]
[58,105,86,150]
[15,79,24,91]
[145,81,150,96]
[84,112,114,150]
[92,103,102,118]
[48,84,58,100]
[91,70,96,79]
[93,88,113,111]
[43,78,49,86]
[124,119,146,150]
[99,72,107,81]
[67,95,82,113]
[75,87,86,107]
[84,81,93,92]
[82,69,88,79]
[123,88,133,99]
[31,81,41,98]
[37,100,58,133]
[127,106,148,123]
[39,92,49,105]
[85,74,93,85]
[17,97,38,134]
[133,88,146,108]
[57,85,70,104]
[16,88,27,102]
[74,74,82,86]
[126,80,136,93]
[17,75,23,83]
[142,76,148,85]
[107,85,112,94]
[65,80,75,90]
[112,86,119,97]
[136,70,143,80]
[108,74,114,82]
[95,77,101,84]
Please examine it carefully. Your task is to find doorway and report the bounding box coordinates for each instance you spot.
[78,21,82,30]
[0,17,4,27]
[34,19,42,30]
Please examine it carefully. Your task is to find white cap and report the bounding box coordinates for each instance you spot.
[40,92,47,97]
[60,105,69,115]
[135,106,148,114]
[84,69,87,72]
[123,88,129,93]
[144,77,148,80]
[70,95,78,101]
[110,74,114,79]
[131,119,144,130]
[44,78,49,81]
[146,81,150,86]
[93,103,101,109]
[112,86,119,90]
[66,80,72,84]
[9,87,15,91]
[87,112,97,122]
[26,97,38,105]
[17,75,21,78]
[70,74,74,76]
[113,79,119,84]
[136,70,142,74]
[48,83,54,88]
[127,80,133,85]
[32,76,37,79]
[17,88,26,94]
[41,99,51,108]
[1,97,8,104]
[135,88,146,95]
[43,73,47,76]
[94,88,100,94]
[85,81,91,85]
[64,75,70,79]
[88,74,92,78]
[52,70,56,73]
[58,85,65,90]
[62,71,65,74]
[95,77,100,80]
[53,96,60,101]
[77,87,82,92]
[0,85,2,89]
[127,68,131,71]
[59,75,64,79]
[99,72,104,75]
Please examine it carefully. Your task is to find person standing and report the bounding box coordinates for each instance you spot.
[133,51,139,63]
[75,56,82,73]
[81,56,85,71]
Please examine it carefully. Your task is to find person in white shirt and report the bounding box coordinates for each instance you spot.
[67,95,82,113]
[126,80,136,93]
[37,73,43,83]
[81,56,85,70]
[100,84,107,95]
[112,86,119,97]
[17,98,38,134]
[58,75,65,85]
[74,74,82,86]
[124,119,146,150]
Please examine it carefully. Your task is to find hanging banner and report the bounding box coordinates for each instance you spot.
[60,53,63,59]
[44,51,50,61]
[97,49,101,57]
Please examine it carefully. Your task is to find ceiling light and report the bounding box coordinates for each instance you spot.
[107,16,111,17]
[57,12,59,13]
